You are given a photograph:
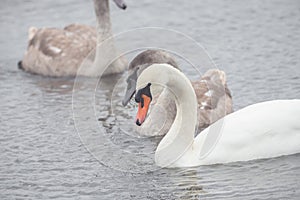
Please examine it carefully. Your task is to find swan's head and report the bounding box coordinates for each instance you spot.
[113,0,127,10]
[122,49,179,106]
[135,83,152,126]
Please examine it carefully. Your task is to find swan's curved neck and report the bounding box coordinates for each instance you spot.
[93,0,112,39]
[137,64,198,167]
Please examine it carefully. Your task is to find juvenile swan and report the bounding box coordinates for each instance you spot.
[134,64,300,167]
[123,50,232,136]
[19,0,127,77]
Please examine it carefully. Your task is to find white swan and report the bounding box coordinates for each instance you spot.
[19,0,127,77]
[123,49,232,136]
[134,63,300,167]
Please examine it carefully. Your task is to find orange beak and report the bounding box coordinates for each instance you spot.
[136,94,151,126]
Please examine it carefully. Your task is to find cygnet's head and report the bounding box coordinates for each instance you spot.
[122,49,179,106]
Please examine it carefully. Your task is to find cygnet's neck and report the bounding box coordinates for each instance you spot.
[94,0,112,39]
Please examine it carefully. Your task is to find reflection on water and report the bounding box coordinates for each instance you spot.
[1,0,300,199]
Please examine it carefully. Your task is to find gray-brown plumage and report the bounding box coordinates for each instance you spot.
[20,24,97,76]
[192,69,233,131]
[19,0,127,77]
[129,49,180,70]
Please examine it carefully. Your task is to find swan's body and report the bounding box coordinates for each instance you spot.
[123,50,232,136]
[19,24,97,76]
[136,64,300,167]
[19,0,127,77]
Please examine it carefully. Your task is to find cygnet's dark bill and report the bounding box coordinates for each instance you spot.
[122,68,139,106]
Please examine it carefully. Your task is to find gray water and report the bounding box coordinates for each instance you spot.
[1,0,300,199]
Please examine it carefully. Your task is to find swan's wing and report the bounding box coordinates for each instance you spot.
[22,26,96,76]
[28,28,63,57]
[192,69,233,130]
[195,100,300,165]
[29,27,96,57]
[64,24,97,42]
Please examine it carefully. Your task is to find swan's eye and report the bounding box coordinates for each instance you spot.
[140,97,144,108]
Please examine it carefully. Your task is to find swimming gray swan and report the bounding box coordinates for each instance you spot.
[18,0,127,77]
[123,49,233,136]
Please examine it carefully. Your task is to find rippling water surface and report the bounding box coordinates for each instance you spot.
[1,0,300,199]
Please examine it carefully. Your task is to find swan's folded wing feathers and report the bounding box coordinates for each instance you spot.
[64,24,97,42]
[23,26,97,76]
[192,69,233,129]
[29,27,96,59]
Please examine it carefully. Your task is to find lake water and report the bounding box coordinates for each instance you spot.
[1,0,300,199]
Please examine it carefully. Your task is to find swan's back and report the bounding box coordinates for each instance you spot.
[20,24,96,77]
[195,100,300,165]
